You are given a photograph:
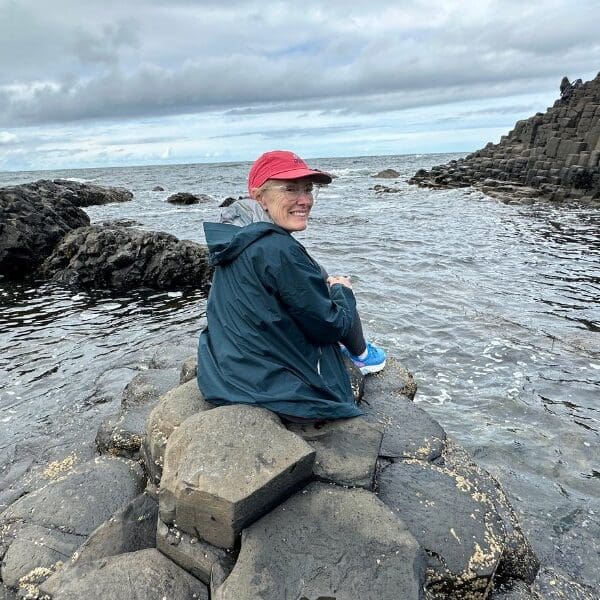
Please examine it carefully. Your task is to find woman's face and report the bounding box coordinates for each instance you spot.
[255,177,315,232]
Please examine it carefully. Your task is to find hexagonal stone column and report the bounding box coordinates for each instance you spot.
[214,482,426,599]
[159,405,315,549]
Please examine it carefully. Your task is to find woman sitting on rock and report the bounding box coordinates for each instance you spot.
[197,150,385,421]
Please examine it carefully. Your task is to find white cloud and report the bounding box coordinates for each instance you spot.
[0,131,17,144]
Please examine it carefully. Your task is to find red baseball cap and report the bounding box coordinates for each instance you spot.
[248,150,332,196]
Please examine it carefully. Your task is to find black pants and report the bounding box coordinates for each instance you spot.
[319,265,366,356]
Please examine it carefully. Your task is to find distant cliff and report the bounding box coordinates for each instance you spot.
[410,72,600,203]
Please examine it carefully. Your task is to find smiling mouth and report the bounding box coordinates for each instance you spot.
[290,211,308,216]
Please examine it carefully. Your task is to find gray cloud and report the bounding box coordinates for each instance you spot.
[0,0,599,129]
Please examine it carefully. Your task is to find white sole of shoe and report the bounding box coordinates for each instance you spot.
[359,360,386,375]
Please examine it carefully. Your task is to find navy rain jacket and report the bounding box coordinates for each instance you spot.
[197,221,363,420]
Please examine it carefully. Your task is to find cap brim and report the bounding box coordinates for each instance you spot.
[268,167,332,185]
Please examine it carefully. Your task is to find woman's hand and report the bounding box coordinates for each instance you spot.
[327,275,353,289]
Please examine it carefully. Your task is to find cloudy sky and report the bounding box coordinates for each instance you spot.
[1,0,599,171]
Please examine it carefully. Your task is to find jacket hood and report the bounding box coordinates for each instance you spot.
[203,221,286,266]
[220,198,272,227]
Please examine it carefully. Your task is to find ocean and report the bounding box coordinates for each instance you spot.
[1,153,599,586]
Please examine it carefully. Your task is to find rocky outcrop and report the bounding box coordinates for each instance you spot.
[159,405,316,549]
[166,192,211,205]
[214,482,426,600]
[0,354,551,599]
[0,185,90,278]
[373,168,400,178]
[410,73,600,203]
[41,225,211,290]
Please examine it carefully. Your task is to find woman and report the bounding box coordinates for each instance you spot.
[197,150,385,421]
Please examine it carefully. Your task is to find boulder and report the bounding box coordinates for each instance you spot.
[1,524,83,589]
[96,368,180,459]
[72,493,158,565]
[179,356,197,384]
[152,186,165,192]
[159,405,315,549]
[1,456,145,537]
[361,358,445,461]
[378,459,506,599]
[373,183,402,193]
[373,168,400,178]
[142,379,212,485]
[0,184,90,278]
[40,225,211,290]
[288,417,382,488]
[214,482,426,600]
[39,548,208,600]
[25,179,133,207]
[156,519,234,585]
[166,192,211,205]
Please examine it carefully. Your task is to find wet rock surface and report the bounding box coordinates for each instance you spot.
[0,185,89,279]
[214,481,426,600]
[378,459,505,599]
[41,225,211,290]
[159,405,315,549]
[410,73,600,203]
[40,548,208,600]
[95,368,180,459]
[532,566,596,600]
[288,418,382,489]
[166,192,212,204]
[72,493,158,565]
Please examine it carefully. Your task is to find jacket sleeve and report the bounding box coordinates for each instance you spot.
[264,241,357,345]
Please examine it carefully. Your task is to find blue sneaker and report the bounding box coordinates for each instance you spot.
[341,342,387,375]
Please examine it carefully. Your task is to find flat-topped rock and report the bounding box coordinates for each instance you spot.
[142,378,213,485]
[159,405,315,549]
[378,459,505,599]
[39,548,208,600]
[373,168,400,178]
[166,192,212,205]
[214,481,426,600]
[362,358,445,461]
[1,456,145,537]
[288,417,382,489]
[1,524,83,589]
[156,519,234,585]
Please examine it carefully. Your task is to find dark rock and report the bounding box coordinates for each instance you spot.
[156,520,234,585]
[378,459,505,599]
[288,418,382,489]
[166,192,211,205]
[342,353,365,404]
[159,405,314,549]
[361,357,445,461]
[1,456,145,537]
[72,493,158,564]
[152,186,165,192]
[0,185,90,279]
[31,179,133,207]
[440,441,539,587]
[491,581,538,599]
[39,548,208,600]
[40,225,211,290]
[532,566,596,600]
[409,73,600,203]
[219,196,245,207]
[1,524,83,589]
[96,369,180,459]
[213,482,426,600]
[373,168,400,178]
[99,219,142,227]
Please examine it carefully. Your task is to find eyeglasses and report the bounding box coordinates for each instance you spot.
[264,182,322,200]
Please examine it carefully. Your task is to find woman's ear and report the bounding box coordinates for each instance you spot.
[253,189,268,210]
